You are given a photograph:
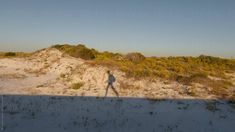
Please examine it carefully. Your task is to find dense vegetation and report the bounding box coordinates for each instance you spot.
[52,44,96,60]
[53,44,235,97]
[0,52,31,58]
[52,44,235,80]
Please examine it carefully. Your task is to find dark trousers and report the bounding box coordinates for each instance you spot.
[105,83,119,97]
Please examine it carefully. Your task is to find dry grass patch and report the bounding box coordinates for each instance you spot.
[71,82,84,90]
[0,52,32,58]
[119,81,138,90]
[0,73,27,79]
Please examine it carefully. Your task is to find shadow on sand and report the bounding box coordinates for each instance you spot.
[1,95,235,132]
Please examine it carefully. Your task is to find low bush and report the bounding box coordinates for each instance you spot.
[5,52,16,56]
[73,45,95,60]
[125,52,145,63]
[52,44,96,60]
[71,82,84,90]
[0,52,31,58]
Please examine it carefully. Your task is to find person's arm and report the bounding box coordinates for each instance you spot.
[107,75,111,83]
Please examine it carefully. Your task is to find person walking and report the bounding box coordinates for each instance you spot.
[105,70,119,97]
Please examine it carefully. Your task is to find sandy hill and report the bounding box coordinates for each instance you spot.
[0,48,183,98]
[0,46,235,99]
[0,45,235,132]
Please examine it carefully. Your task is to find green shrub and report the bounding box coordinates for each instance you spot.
[125,52,145,63]
[52,44,76,55]
[60,73,66,78]
[1,52,30,58]
[73,45,95,60]
[52,44,96,60]
[71,82,84,90]
[176,73,208,85]
[5,52,16,56]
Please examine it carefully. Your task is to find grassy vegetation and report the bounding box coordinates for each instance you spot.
[0,52,32,58]
[52,44,96,60]
[54,44,235,97]
[4,52,16,56]
[60,73,66,78]
[52,44,235,79]
[71,82,84,90]
[125,52,146,63]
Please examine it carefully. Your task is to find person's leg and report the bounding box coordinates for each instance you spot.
[111,84,119,97]
[105,84,110,97]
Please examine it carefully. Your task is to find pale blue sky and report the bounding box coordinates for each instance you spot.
[0,0,235,57]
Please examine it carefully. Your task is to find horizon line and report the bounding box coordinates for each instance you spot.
[0,43,234,59]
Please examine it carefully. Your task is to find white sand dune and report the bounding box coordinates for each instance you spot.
[0,48,221,99]
[0,48,235,131]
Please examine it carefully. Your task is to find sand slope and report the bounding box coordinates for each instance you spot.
[1,48,226,99]
[0,48,235,131]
